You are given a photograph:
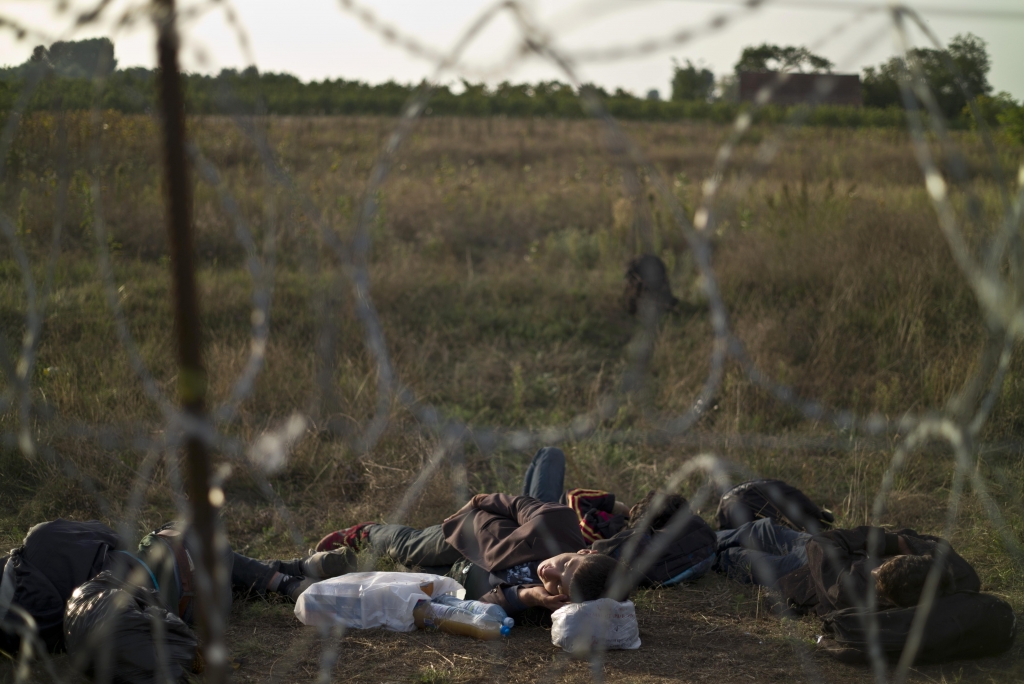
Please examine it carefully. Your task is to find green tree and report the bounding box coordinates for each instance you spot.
[671,59,714,102]
[734,44,833,74]
[997,104,1024,144]
[44,38,117,78]
[861,33,992,119]
[948,33,992,102]
[965,92,1017,128]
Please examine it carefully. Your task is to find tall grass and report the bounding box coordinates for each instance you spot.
[1,113,1023,617]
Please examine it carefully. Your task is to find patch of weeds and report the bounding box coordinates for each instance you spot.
[414,665,468,684]
[631,588,658,613]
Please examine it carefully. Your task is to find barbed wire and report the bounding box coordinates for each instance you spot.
[1,0,1023,683]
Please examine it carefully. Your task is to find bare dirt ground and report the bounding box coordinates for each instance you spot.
[219,574,1023,684]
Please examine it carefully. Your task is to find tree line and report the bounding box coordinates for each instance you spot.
[1,36,1022,138]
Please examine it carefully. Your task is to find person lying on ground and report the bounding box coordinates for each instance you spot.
[714,517,980,614]
[316,447,624,616]
[0,518,353,655]
[135,521,357,627]
[518,448,716,587]
[316,494,622,615]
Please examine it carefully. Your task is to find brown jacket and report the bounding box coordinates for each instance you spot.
[441,494,585,572]
[778,526,981,616]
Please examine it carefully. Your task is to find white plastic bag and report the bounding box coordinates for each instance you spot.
[294,572,465,632]
[551,599,641,654]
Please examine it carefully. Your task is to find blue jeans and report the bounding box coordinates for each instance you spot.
[521,446,565,503]
[715,518,811,587]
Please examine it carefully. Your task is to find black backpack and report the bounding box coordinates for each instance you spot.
[592,497,717,587]
[717,479,834,533]
[0,519,122,654]
[819,592,1017,664]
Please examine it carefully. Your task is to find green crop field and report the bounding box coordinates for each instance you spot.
[1,113,1022,682]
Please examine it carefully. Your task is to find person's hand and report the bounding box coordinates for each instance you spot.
[518,585,569,611]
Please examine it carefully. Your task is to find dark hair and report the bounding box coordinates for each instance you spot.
[568,553,623,603]
[628,490,688,531]
[876,554,955,607]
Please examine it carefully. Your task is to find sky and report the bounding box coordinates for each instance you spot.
[2,0,1022,100]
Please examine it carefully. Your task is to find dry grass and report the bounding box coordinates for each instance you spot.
[1,113,1023,682]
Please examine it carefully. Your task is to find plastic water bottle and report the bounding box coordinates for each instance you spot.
[431,595,515,631]
[413,600,512,640]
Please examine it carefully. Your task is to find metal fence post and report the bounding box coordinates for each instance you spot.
[155,0,227,680]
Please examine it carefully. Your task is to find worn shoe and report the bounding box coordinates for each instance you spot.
[278,575,316,602]
[280,549,359,579]
[315,523,376,552]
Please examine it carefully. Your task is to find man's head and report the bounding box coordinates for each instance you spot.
[873,554,955,607]
[537,550,621,602]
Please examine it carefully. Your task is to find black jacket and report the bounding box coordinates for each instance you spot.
[0,519,123,653]
[592,499,717,587]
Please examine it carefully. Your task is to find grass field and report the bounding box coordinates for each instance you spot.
[1,113,1023,682]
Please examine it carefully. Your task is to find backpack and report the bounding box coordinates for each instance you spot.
[819,592,1017,664]
[0,519,121,654]
[591,497,717,587]
[716,479,834,533]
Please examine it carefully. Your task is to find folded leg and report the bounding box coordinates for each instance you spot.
[366,524,463,568]
[521,446,566,503]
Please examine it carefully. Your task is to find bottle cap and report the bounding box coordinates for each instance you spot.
[500,624,511,636]
[503,617,514,628]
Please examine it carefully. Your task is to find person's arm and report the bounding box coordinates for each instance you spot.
[816,526,901,559]
[470,494,549,527]
[807,529,896,612]
[478,583,569,614]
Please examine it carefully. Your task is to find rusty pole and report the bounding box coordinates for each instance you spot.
[155,0,227,680]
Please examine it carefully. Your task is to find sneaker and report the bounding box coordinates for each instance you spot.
[315,522,376,552]
[278,575,316,602]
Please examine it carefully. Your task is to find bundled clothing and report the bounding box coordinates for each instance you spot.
[564,489,627,543]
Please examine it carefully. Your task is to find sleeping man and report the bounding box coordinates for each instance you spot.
[318,493,621,615]
[713,517,980,613]
[316,448,624,615]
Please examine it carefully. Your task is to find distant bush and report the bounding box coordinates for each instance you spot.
[998,106,1024,145]
[0,63,1012,134]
